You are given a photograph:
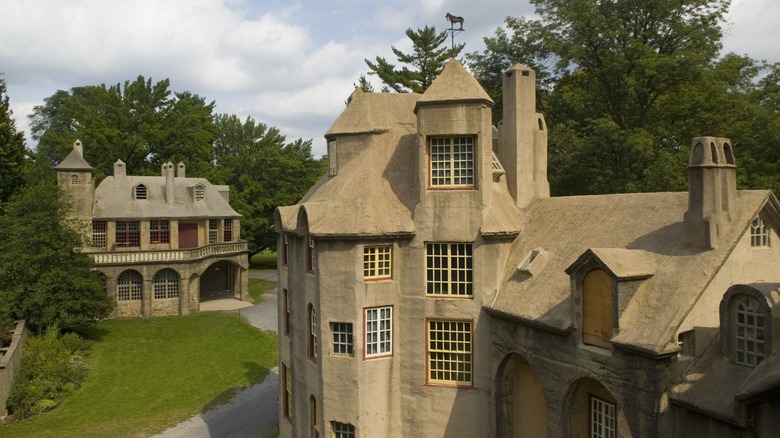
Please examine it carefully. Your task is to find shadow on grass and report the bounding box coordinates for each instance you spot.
[73,324,110,342]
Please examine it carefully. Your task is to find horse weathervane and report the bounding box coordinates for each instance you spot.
[445,12,465,52]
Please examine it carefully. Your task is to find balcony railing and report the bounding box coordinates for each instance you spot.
[84,241,249,266]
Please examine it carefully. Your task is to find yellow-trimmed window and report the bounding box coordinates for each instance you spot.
[427,319,472,386]
[429,136,475,187]
[363,245,392,280]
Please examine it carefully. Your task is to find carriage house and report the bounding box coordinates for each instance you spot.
[55,142,248,317]
[276,60,780,437]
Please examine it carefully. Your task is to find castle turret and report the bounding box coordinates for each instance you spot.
[54,139,95,219]
[683,137,737,249]
[498,64,549,209]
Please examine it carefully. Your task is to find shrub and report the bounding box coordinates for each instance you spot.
[6,329,91,421]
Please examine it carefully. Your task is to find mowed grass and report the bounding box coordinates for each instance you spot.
[250,250,277,269]
[248,278,277,304]
[1,312,278,438]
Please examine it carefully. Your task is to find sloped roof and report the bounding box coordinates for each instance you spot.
[489,190,773,354]
[94,175,240,219]
[416,59,493,109]
[54,141,93,171]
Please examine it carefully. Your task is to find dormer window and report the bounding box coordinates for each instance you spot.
[134,184,147,200]
[750,216,770,247]
[194,184,205,201]
[429,136,475,188]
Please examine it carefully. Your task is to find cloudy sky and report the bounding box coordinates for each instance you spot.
[1,0,778,157]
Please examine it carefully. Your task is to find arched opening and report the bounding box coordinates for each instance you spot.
[116,270,143,317]
[495,353,547,438]
[564,377,630,438]
[199,260,238,301]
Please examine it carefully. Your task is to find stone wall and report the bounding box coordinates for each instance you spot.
[0,321,27,417]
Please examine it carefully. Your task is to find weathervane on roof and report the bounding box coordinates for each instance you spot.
[445,12,465,52]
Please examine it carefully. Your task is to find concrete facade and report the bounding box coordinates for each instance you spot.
[55,141,249,317]
[275,60,780,437]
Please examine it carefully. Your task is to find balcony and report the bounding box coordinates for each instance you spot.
[84,241,249,266]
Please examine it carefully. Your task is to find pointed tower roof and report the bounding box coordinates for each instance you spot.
[416,59,493,110]
[54,139,94,171]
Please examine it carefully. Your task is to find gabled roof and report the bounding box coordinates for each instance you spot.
[93,175,239,219]
[488,190,775,355]
[416,59,493,110]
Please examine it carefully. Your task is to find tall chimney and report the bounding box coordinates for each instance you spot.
[177,162,186,178]
[499,64,549,208]
[165,162,175,205]
[683,137,736,249]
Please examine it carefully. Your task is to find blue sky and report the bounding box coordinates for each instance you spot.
[1,0,777,157]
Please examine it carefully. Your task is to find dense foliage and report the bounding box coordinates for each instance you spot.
[0,168,113,332]
[6,330,92,421]
[0,78,26,207]
[467,0,780,195]
[365,25,464,93]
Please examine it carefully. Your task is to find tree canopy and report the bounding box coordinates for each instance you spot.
[0,165,113,332]
[366,25,465,93]
[0,77,27,206]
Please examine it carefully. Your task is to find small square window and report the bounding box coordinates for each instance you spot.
[331,322,353,356]
[363,245,392,280]
[332,422,355,438]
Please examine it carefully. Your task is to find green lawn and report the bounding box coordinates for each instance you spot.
[1,313,278,438]
[250,250,277,269]
[248,278,277,304]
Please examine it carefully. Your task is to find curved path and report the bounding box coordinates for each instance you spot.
[153,270,279,438]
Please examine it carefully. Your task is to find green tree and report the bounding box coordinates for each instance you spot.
[366,25,465,93]
[30,76,216,181]
[212,114,323,254]
[0,167,113,333]
[0,78,27,206]
[469,0,735,195]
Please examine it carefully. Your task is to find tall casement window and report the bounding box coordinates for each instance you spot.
[429,136,475,188]
[751,216,770,247]
[282,234,289,265]
[427,319,473,386]
[306,236,315,272]
[134,184,147,199]
[582,269,614,350]
[589,395,616,438]
[153,269,179,299]
[364,306,392,358]
[92,220,107,247]
[223,219,233,242]
[734,295,766,366]
[363,245,392,280]
[117,270,142,301]
[308,304,318,361]
[310,396,319,438]
[283,289,291,335]
[150,220,170,244]
[331,422,355,438]
[208,219,218,244]
[283,364,292,420]
[426,243,473,296]
[116,220,140,248]
[331,322,354,356]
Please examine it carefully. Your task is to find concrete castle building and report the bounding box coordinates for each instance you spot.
[275,60,780,437]
[55,141,248,317]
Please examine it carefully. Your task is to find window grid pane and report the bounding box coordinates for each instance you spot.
[208,219,218,244]
[751,216,770,247]
[331,322,354,355]
[426,243,473,296]
[309,306,318,360]
[153,269,179,299]
[195,184,205,201]
[363,245,392,280]
[223,219,233,242]
[430,136,474,187]
[92,220,107,247]
[427,320,472,385]
[116,221,140,247]
[365,306,392,358]
[150,220,170,244]
[117,271,142,301]
[735,296,765,366]
[332,422,355,438]
[591,396,616,438]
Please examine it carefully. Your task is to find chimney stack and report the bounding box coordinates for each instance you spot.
[164,162,175,205]
[177,162,186,178]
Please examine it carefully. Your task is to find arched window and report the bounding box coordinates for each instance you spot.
[153,269,179,299]
[310,395,319,438]
[308,304,317,361]
[117,270,142,301]
[135,184,147,199]
[71,174,80,184]
[751,216,770,247]
[582,269,613,350]
[733,295,766,366]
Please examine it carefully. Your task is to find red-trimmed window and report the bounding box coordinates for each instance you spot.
[364,306,392,359]
[427,319,473,386]
[150,220,170,244]
[116,221,140,248]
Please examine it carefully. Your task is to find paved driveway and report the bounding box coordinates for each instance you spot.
[153,270,279,438]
